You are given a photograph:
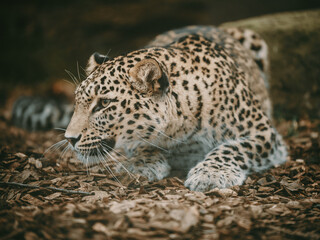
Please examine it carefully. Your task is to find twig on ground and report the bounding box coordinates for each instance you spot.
[0,181,94,196]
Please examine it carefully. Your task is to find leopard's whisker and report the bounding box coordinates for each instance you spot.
[136,134,169,152]
[96,147,112,172]
[76,61,82,83]
[100,142,130,161]
[100,145,136,180]
[79,65,89,79]
[97,51,111,73]
[65,69,80,86]
[80,146,89,176]
[106,48,112,56]
[146,123,185,144]
[54,128,66,132]
[44,139,68,156]
[102,149,134,178]
[62,79,77,87]
[97,147,122,185]
[60,143,71,160]
[98,152,116,175]
[65,70,78,86]
[103,51,110,63]
[97,144,116,169]
[85,143,94,175]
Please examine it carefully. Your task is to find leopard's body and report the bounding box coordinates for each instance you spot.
[63,25,287,192]
[9,25,285,191]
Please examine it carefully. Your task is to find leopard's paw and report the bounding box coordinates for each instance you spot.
[184,162,246,192]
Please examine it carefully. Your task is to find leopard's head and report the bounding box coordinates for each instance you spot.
[65,50,170,164]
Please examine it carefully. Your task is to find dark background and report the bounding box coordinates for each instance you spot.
[1,0,319,103]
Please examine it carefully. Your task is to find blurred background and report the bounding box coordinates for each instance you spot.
[1,0,320,118]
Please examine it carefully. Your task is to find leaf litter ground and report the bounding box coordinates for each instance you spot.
[0,114,319,240]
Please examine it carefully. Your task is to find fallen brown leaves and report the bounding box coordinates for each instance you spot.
[0,117,319,240]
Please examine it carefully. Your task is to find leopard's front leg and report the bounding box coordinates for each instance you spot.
[185,128,287,192]
[114,146,171,181]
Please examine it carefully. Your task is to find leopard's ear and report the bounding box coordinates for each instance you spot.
[86,52,109,75]
[129,58,169,97]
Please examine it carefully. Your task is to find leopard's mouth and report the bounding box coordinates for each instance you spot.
[75,138,116,165]
[100,138,116,152]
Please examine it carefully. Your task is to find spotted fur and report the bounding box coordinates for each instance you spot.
[64,26,287,192]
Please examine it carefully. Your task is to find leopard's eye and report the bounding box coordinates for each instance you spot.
[101,99,111,108]
[92,98,118,114]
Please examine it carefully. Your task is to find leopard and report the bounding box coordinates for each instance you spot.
[18,25,288,192]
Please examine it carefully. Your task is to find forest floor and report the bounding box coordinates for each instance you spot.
[0,112,319,239]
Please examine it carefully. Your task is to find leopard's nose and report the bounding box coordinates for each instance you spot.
[65,134,81,147]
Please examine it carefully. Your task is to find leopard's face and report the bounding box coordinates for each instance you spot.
[65,51,170,164]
